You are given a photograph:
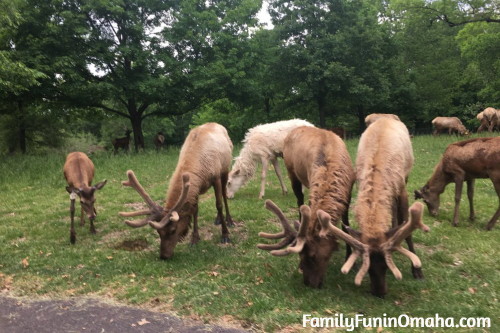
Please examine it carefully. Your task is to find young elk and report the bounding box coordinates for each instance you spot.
[415,137,500,230]
[154,131,165,150]
[119,123,233,259]
[112,129,132,154]
[63,152,107,244]
[258,126,355,288]
[227,119,314,199]
[317,118,429,297]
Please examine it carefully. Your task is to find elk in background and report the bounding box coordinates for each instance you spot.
[154,131,165,150]
[415,137,500,230]
[112,129,132,154]
[432,117,468,136]
[258,126,355,288]
[63,152,107,244]
[119,123,233,259]
[326,126,346,140]
[318,118,429,297]
[477,108,499,133]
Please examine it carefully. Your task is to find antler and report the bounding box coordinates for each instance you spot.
[257,200,298,256]
[287,205,311,253]
[119,170,163,227]
[317,210,370,286]
[149,173,191,230]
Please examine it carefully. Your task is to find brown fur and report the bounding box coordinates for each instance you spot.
[112,129,131,154]
[365,113,401,127]
[415,137,500,230]
[326,126,346,140]
[63,152,106,244]
[154,132,165,150]
[477,108,499,133]
[282,126,355,288]
[432,117,468,136]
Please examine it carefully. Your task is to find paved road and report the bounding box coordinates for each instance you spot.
[0,294,248,333]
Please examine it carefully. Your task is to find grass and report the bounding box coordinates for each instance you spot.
[0,134,499,332]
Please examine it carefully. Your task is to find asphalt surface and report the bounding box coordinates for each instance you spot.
[0,294,248,333]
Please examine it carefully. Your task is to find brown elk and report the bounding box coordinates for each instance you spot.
[477,108,499,133]
[326,126,346,140]
[365,113,401,127]
[432,117,469,136]
[317,118,429,297]
[63,152,107,244]
[112,129,132,154]
[119,123,234,259]
[415,137,500,230]
[258,126,355,288]
[154,131,165,150]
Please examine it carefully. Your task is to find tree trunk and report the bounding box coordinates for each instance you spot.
[130,116,144,151]
[357,105,366,133]
[317,93,326,128]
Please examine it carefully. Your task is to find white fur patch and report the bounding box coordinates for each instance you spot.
[70,192,78,200]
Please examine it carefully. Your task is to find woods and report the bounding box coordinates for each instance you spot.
[1,0,500,153]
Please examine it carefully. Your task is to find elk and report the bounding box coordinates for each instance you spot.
[227,119,314,199]
[119,123,234,259]
[258,126,355,288]
[432,117,469,136]
[415,137,500,230]
[63,152,107,244]
[477,108,498,133]
[154,131,165,150]
[112,129,132,154]
[365,113,401,127]
[317,118,429,297]
[326,126,346,140]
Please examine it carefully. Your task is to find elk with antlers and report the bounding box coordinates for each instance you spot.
[112,129,132,154]
[63,152,107,244]
[119,123,233,259]
[415,137,500,230]
[258,126,355,288]
[317,118,429,297]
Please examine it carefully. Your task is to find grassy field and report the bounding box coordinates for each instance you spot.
[0,134,498,332]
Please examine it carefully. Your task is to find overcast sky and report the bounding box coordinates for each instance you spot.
[257,1,273,29]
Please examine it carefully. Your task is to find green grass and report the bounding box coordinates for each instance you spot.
[0,135,499,332]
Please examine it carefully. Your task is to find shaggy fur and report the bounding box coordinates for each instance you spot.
[432,117,468,136]
[228,119,314,199]
[477,108,499,133]
[365,113,401,127]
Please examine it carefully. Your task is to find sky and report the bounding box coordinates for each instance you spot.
[257,0,273,29]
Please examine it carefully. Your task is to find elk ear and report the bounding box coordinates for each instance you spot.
[93,179,107,190]
[66,186,73,194]
[414,189,423,200]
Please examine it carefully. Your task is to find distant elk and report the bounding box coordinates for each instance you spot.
[112,129,132,154]
[326,126,346,140]
[63,152,107,244]
[318,118,429,297]
[258,126,355,288]
[432,117,468,136]
[119,123,233,259]
[415,137,500,230]
[365,113,401,127]
[477,107,499,133]
[154,131,165,150]
[227,119,314,199]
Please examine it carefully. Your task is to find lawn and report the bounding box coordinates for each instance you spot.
[0,134,498,332]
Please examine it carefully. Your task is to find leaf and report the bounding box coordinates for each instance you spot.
[325,309,334,315]
[137,318,150,326]
[22,257,29,268]
[107,256,113,260]
[469,287,476,294]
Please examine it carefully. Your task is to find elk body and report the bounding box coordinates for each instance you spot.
[415,137,500,230]
[365,113,401,127]
[258,126,355,288]
[154,132,165,150]
[227,119,314,199]
[318,118,429,297]
[112,129,132,154]
[477,108,499,133]
[63,152,107,244]
[432,117,468,136]
[119,123,234,259]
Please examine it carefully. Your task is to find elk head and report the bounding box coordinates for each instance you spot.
[66,180,107,220]
[119,170,190,260]
[257,200,338,288]
[318,202,429,297]
[414,185,439,217]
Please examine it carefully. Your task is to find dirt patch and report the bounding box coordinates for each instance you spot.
[115,239,150,251]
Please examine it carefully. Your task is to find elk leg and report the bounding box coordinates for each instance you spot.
[486,178,500,230]
[190,203,200,246]
[89,218,96,235]
[221,172,234,227]
[70,199,76,244]
[290,174,304,208]
[271,157,288,196]
[341,195,353,263]
[452,180,464,227]
[467,179,475,221]
[80,205,85,226]
[213,178,230,243]
[259,156,269,199]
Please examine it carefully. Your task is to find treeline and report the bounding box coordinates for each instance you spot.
[1,0,499,153]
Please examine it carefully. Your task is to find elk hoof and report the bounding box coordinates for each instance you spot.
[226,218,235,227]
[70,234,76,245]
[451,222,459,227]
[214,218,221,226]
[485,225,493,231]
[412,266,424,280]
[221,237,231,244]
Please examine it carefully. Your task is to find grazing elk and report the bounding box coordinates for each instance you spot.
[63,152,107,244]
[365,113,401,127]
[415,137,500,230]
[258,126,355,288]
[326,126,346,140]
[227,119,314,199]
[154,131,165,150]
[477,108,499,133]
[112,129,132,154]
[316,118,429,297]
[119,123,234,259]
[432,117,469,136]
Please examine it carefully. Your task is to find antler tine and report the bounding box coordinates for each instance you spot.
[257,200,297,255]
[122,170,157,209]
[354,251,371,286]
[287,205,311,253]
[171,173,191,212]
[124,217,150,228]
[386,202,429,248]
[119,210,151,217]
[384,252,402,280]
